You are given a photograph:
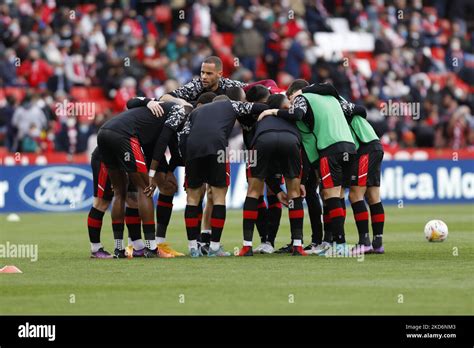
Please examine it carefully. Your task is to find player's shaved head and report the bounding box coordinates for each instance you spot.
[286,79,309,98]
[201,56,223,91]
[213,95,230,102]
[196,92,217,106]
[267,94,288,109]
[246,85,270,103]
[202,56,223,72]
[226,87,245,101]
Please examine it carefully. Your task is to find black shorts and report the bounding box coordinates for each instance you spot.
[318,152,355,189]
[351,150,383,187]
[185,155,230,189]
[97,129,147,173]
[91,149,138,201]
[248,132,302,180]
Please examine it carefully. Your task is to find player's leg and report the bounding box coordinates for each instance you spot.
[255,192,268,244]
[88,151,113,258]
[240,136,272,255]
[239,177,265,256]
[185,187,202,256]
[315,191,333,254]
[120,136,159,257]
[317,154,350,256]
[155,160,176,241]
[349,185,371,247]
[366,186,384,253]
[107,168,128,258]
[365,150,385,253]
[207,155,231,257]
[199,184,213,251]
[279,133,306,256]
[124,189,146,258]
[184,158,205,257]
[303,167,323,253]
[264,184,281,252]
[286,177,306,256]
[128,171,159,257]
[349,153,372,254]
[155,171,184,257]
[321,176,332,245]
[88,197,112,258]
[207,185,230,256]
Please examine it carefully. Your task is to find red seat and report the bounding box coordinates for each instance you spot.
[4,87,26,102]
[70,87,89,101]
[88,87,105,99]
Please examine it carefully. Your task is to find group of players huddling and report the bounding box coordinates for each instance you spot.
[86,56,385,259]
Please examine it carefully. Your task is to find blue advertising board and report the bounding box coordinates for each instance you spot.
[0,160,472,212]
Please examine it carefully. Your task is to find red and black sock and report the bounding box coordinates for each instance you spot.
[327,197,345,244]
[112,219,125,250]
[142,221,156,249]
[351,200,370,245]
[370,202,385,237]
[125,207,141,241]
[87,207,104,243]
[197,199,203,231]
[322,202,332,243]
[185,205,200,241]
[156,194,174,238]
[305,189,323,245]
[289,197,304,241]
[243,197,258,243]
[255,196,268,243]
[266,194,282,247]
[340,198,347,224]
[210,204,226,243]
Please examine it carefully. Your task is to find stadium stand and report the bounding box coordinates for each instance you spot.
[0,0,473,161]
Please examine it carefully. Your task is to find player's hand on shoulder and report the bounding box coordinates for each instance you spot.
[258,109,271,121]
[258,109,277,121]
[147,100,164,117]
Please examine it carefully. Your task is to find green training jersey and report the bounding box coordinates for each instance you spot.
[296,93,355,164]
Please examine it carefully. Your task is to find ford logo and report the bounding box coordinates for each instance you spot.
[19,166,94,212]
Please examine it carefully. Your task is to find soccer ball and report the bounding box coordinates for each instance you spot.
[424,220,449,242]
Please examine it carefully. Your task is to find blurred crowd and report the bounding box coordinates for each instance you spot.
[0,0,473,155]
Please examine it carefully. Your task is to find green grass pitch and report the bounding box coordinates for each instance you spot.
[1,204,473,315]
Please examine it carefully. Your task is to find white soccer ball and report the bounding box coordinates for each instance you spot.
[424,220,449,242]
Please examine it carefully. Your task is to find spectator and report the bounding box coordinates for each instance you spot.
[16,49,53,88]
[233,15,264,76]
[0,1,471,154]
[65,54,90,86]
[0,48,21,86]
[21,124,41,153]
[47,63,72,95]
[113,77,137,112]
[284,31,307,78]
[11,93,48,152]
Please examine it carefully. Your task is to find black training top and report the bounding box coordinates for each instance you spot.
[185,100,268,161]
[250,115,301,148]
[100,102,186,162]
